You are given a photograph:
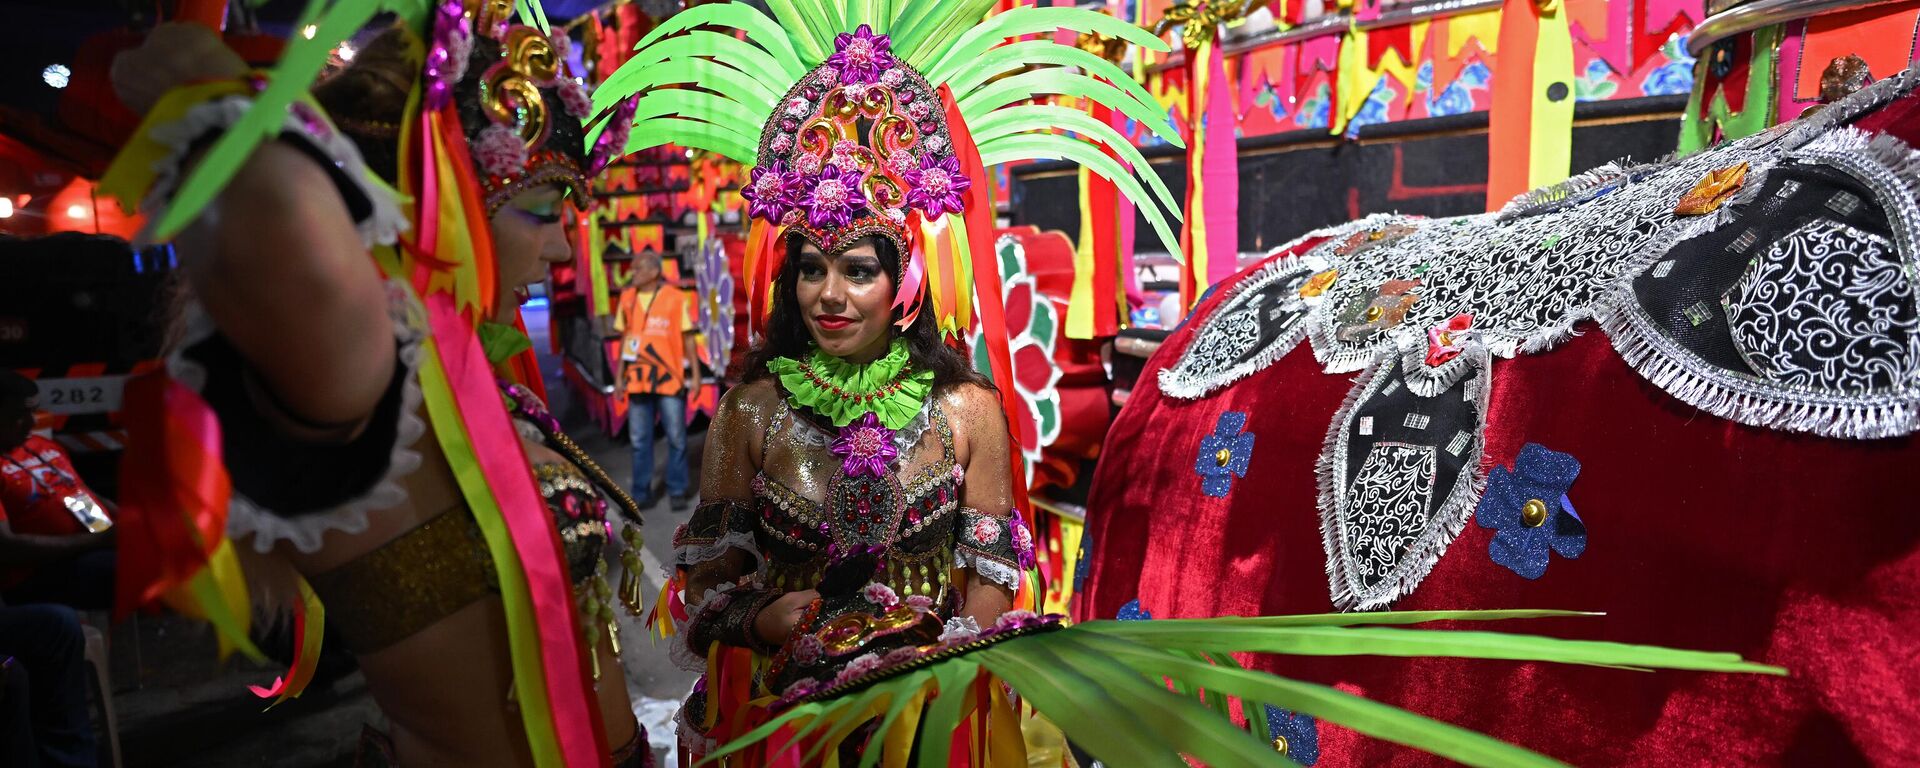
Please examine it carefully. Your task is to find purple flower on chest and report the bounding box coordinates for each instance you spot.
[831,412,899,477]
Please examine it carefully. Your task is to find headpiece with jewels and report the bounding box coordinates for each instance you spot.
[433,0,633,214]
[591,0,1186,338]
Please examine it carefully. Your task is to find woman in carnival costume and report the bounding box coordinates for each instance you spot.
[593,2,1784,766]
[104,2,654,766]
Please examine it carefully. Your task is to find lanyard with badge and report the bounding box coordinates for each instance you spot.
[2,452,112,533]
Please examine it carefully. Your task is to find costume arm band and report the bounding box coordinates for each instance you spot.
[953,507,1036,592]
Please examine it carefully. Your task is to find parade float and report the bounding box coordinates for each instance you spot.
[1075,0,1920,763]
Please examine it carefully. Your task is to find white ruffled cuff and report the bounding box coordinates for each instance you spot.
[137,94,408,249]
[954,548,1024,592]
[173,280,430,554]
[671,529,763,574]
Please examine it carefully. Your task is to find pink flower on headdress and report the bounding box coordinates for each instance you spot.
[904,154,969,217]
[904,595,934,612]
[791,634,824,666]
[794,153,822,175]
[558,77,593,120]
[474,124,529,178]
[923,135,948,153]
[742,161,799,223]
[886,150,916,176]
[770,134,794,154]
[830,412,897,477]
[862,582,899,609]
[840,652,884,681]
[785,97,811,117]
[880,68,905,88]
[828,140,866,173]
[906,100,932,121]
[798,164,871,230]
[825,24,897,85]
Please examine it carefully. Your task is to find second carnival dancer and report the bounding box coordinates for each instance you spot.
[103,2,654,766]
[596,1,1787,766]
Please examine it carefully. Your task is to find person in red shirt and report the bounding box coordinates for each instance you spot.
[0,371,115,610]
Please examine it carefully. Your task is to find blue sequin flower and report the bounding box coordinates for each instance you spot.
[1264,706,1319,765]
[1196,411,1256,498]
[1475,443,1587,579]
[1116,599,1152,621]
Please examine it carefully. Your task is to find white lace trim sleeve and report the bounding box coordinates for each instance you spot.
[136,94,408,249]
[169,279,430,554]
[953,548,1024,591]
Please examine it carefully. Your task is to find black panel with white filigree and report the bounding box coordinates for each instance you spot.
[1602,130,1920,439]
[1317,343,1490,611]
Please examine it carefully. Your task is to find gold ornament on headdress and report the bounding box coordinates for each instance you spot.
[1153,0,1262,52]
[471,0,515,38]
[482,25,559,145]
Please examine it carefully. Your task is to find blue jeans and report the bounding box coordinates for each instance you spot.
[628,392,688,499]
[0,604,96,768]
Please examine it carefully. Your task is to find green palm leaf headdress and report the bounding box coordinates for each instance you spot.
[589,0,1185,338]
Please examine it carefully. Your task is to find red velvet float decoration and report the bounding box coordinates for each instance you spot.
[1078,97,1920,764]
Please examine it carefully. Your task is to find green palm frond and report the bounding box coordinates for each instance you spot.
[975,641,1190,767]
[624,117,759,165]
[977,132,1182,256]
[1063,630,1569,768]
[904,0,1003,72]
[625,2,805,82]
[958,68,1179,146]
[911,659,980,768]
[594,31,783,112]
[154,0,393,240]
[763,0,836,62]
[924,6,1168,86]
[968,104,1177,213]
[708,612,1783,768]
[513,0,549,33]
[889,0,998,67]
[940,40,1169,139]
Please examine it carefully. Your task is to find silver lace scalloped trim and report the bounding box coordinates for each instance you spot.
[1158,252,1328,400]
[136,95,408,249]
[1305,129,1793,375]
[953,549,1023,591]
[1316,340,1490,611]
[1597,129,1920,440]
[171,280,430,554]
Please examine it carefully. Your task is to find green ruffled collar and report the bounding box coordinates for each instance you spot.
[767,339,933,430]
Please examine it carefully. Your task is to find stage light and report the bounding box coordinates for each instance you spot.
[0,198,12,219]
[42,64,70,89]
[301,24,318,39]
[66,204,87,219]
[337,42,356,61]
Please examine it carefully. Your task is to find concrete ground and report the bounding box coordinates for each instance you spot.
[109,303,700,767]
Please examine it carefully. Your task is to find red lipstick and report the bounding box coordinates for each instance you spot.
[814,314,855,331]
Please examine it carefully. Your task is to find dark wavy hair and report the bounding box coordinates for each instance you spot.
[742,236,989,392]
